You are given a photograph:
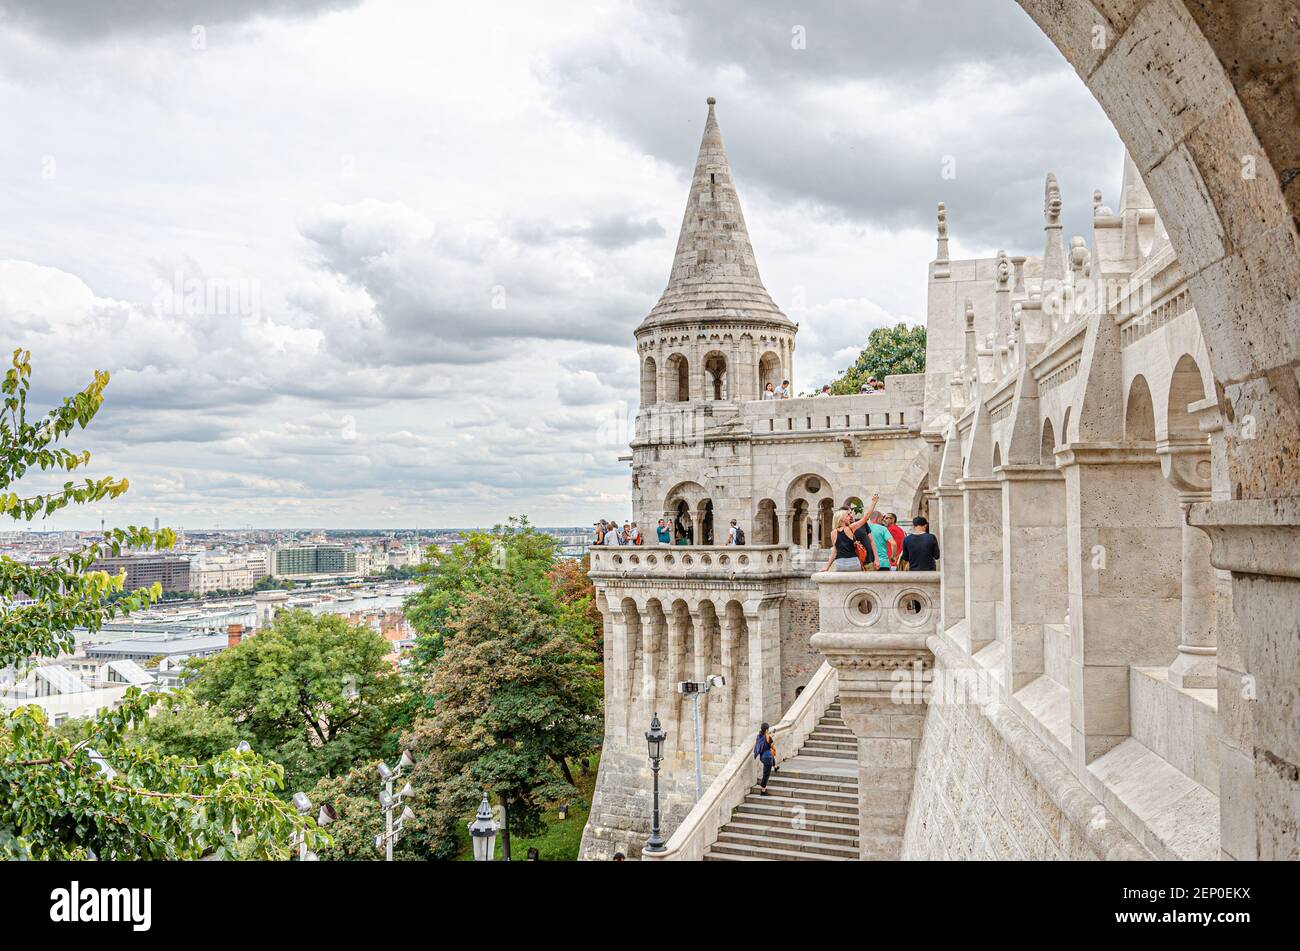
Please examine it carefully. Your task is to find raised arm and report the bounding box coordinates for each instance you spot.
[849,492,880,532]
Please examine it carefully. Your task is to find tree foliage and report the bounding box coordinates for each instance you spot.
[406,581,603,855]
[0,350,321,859]
[189,609,411,794]
[404,515,560,664]
[826,322,927,395]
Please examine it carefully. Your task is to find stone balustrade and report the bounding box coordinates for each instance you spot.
[587,544,795,580]
[641,659,839,861]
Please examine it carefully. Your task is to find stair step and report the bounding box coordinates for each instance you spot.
[812,724,853,735]
[764,773,859,795]
[734,800,860,828]
[803,737,856,751]
[722,820,859,846]
[742,792,858,816]
[714,830,859,858]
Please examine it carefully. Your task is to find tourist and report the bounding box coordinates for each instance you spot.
[622,522,634,545]
[753,722,778,795]
[884,513,906,568]
[674,518,691,545]
[866,511,895,570]
[595,520,607,545]
[900,515,941,571]
[656,519,671,544]
[779,379,791,399]
[629,523,642,545]
[727,519,745,545]
[854,517,877,570]
[612,852,625,862]
[816,384,831,397]
[822,493,879,572]
[763,382,777,400]
[605,521,623,546]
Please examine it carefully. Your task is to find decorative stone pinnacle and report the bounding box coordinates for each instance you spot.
[1044,173,1062,225]
[996,250,1010,287]
[707,96,716,105]
[964,301,975,328]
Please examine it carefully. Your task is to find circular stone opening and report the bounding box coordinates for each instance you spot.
[848,591,880,627]
[896,591,931,626]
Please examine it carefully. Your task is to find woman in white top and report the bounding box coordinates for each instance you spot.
[762,382,776,400]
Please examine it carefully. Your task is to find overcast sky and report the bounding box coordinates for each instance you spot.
[1,0,1123,530]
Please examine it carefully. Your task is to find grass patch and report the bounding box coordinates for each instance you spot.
[454,753,600,861]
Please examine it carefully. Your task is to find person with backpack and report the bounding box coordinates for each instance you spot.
[727,519,745,545]
[753,722,778,794]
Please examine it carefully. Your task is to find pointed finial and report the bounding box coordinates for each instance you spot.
[1044,173,1062,225]
[996,250,1010,288]
[964,300,975,329]
[707,96,716,106]
[937,202,948,238]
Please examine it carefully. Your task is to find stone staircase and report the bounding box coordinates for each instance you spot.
[704,700,860,861]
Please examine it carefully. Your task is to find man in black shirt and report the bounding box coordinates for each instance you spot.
[900,516,940,571]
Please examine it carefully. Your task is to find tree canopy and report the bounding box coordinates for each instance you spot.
[825,322,927,395]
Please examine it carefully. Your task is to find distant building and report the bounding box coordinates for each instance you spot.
[94,555,191,593]
[272,544,357,578]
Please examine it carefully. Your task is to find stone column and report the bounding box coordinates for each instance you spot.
[690,607,710,744]
[666,608,688,758]
[934,484,966,632]
[998,465,1068,691]
[719,612,739,752]
[776,508,792,546]
[813,630,934,860]
[1191,499,1300,860]
[960,477,1003,654]
[606,602,633,749]
[747,599,783,728]
[640,608,661,736]
[1057,444,1183,765]
[1158,441,1216,689]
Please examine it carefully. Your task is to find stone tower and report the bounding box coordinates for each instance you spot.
[632,98,798,542]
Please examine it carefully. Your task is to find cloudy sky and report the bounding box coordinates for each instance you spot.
[1,0,1123,530]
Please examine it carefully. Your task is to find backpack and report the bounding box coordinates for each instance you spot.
[733,527,745,545]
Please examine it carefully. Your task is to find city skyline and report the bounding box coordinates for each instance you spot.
[2,0,1122,529]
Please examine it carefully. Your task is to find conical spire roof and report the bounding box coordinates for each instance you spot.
[639,98,793,332]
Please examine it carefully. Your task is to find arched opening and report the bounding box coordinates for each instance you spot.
[665,352,690,403]
[789,499,810,550]
[1040,418,1056,466]
[1168,355,1207,440]
[1125,375,1156,442]
[843,496,865,517]
[703,351,728,401]
[817,498,835,548]
[754,498,778,545]
[758,351,782,398]
[910,476,930,523]
[640,356,657,406]
[698,499,715,545]
[673,499,693,544]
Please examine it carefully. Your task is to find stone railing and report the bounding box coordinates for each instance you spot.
[812,569,942,638]
[641,659,839,861]
[742,384,925,436]
[587,544,795,580]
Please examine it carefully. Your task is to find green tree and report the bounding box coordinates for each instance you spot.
[189,609,411,793]
[405,515,559,663]
[133,693,241,762]
[827,322,927,394]
[406,581,602,858]
[0,349,321,859]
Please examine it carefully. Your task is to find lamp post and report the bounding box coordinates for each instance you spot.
[676,674,726,801]
[467,793,500,861]
[374,750,415,861]
[644,712,667,854]
[290,792,335,861]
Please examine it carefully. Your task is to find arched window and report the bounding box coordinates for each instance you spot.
[665,353,690,403]
[1125,377,1156,442]
[1040,418,1056,466]
[1167,355,1206,439]
[758,351,782,398]
[703,351,728,401]
[641,356,658,406]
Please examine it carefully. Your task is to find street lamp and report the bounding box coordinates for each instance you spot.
[292,792,318,861]
[644,712,667,854]
[676,673,726,800]
[374,752,416,861]
[467,793,500,862]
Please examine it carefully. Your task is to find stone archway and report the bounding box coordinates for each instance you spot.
[1015,2,1299,859]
